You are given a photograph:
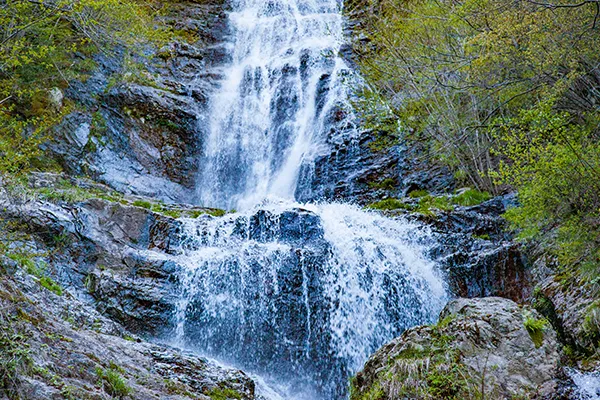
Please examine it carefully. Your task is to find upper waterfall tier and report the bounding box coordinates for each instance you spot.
[196,0,357,210]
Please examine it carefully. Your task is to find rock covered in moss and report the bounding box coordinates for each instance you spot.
[351,297,560,400]
[534,266,600,369]
[0,261,256,400]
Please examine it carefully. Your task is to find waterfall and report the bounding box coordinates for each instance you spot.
[173,202,447,399]
[180,0,448,398]
[196,0,356,211]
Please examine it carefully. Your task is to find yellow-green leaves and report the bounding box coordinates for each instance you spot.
[356,0,600,278]
[0,0,169,176]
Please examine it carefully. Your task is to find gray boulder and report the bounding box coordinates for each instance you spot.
[351,297,560,400]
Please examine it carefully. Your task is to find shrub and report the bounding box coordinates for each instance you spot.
[524,316,547,348]
[96,365,132,398]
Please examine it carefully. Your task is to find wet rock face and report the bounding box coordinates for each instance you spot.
[296,133,456,206]
[47,0,230,203]
[428,195,533,302]
[0,262,257,400]
[535,270,600,359]
[0,176,188,336]
[179,208,338,398]
[351,297,561,400]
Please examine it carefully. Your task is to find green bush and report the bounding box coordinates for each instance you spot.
[524,316,547,348]
[96,365,132,398]
[354,0,600,280]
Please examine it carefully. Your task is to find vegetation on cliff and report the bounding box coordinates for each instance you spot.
[350,0,600,280]
[0,0,169,175]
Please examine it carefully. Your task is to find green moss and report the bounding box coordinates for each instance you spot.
[96,365,132,398]
[7,252,37,273]
[408,189,428,198]
[349,379,384,400]
[524,316,547,348]
[164,379,193,396]
[415,195,454,215]
[162,209,182,219]
[368,198,412,211]
[453,189,492,207]
[32,179,124,205]
[368,178,397,191]
[207,209,227,217]
[207,387,243,400]
[133,200,152,209]
[582,300,600,345]
[39,277,63,296]
[472,233,491,240]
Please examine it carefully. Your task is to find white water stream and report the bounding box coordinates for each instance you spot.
[196,0,355,211]
[178,0,449,398]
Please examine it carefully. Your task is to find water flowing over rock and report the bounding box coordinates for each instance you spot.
[171,202,447,399]
[196,0,358,210]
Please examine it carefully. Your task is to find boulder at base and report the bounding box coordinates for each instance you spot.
[351,297,560,400]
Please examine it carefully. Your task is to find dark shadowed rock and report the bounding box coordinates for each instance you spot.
[0,263,257,400]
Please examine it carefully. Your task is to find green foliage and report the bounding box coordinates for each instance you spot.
[0,308,32,398]
[96,365,132,398]
[0,0,170,176]
[355,0,600,280]
[453,189,491,207]
[496,101,600,278]
[39,277,63,296]
[523,316,547,348]
[207,387,243,400]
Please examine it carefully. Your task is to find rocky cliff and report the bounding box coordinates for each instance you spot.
[0,0,598,399]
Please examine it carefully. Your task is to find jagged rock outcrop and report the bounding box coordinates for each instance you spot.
[532,256,600,370]
[428,195,532,303]
[0,260,257,400]
[47,0,230,203]
[0,174,227,337]
[351,297,560,400]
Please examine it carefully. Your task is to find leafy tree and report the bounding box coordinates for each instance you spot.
[0,0,168,174]
[353,0,600,277]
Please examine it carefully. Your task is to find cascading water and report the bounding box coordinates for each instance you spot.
[173,203,447,399]
[174,0,449,398]
[196,0,355,211]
